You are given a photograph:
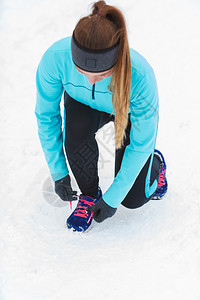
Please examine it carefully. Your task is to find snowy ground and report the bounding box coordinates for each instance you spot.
[1,0,200,299]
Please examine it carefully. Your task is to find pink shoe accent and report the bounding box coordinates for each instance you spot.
[87,212,94,224]
[158,167,166,187]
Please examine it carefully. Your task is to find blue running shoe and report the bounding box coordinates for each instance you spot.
[66,187,102,232]
[151,149,168,200]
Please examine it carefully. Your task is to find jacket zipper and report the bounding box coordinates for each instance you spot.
[92,84,95,100]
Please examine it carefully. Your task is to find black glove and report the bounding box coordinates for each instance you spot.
[87,197,117,223]
[55,175,77,201]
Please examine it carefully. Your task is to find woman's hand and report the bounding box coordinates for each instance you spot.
[55,175,77,201]
[87,198,117,223]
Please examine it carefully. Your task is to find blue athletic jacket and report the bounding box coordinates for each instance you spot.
[35,36,159,208]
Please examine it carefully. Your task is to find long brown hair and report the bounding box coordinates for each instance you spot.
[74,0,131,148]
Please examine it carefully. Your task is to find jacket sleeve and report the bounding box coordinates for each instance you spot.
[102,70,159,208]
[35,48,69,181]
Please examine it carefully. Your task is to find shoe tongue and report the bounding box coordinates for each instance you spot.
[79,194,94,202]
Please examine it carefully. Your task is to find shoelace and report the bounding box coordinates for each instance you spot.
[73,197,95,221]
[158,167,166,187]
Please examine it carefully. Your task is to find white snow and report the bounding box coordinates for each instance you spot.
[0,0,200,299]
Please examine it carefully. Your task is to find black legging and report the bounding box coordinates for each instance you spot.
[64,91,160,209]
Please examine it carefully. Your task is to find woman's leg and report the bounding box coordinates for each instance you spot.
[65,92,160,206]
[115,117,161,209]
[64,92,112,198]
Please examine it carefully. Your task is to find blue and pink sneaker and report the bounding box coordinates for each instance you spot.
[66,187,102,232]
[151,149,168,200]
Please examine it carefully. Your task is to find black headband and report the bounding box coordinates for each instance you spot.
[71,32,119,73]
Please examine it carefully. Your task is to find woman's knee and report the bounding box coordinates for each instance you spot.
[121,194,150,209]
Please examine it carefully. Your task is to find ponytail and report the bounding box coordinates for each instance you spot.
[74,1,131,148]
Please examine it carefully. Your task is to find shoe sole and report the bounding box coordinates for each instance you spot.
[151,193,167,200]
[66,222,93,233]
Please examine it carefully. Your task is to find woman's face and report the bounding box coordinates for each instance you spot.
[75,66,113,85]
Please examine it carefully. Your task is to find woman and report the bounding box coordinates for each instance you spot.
[35,1,168,232]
